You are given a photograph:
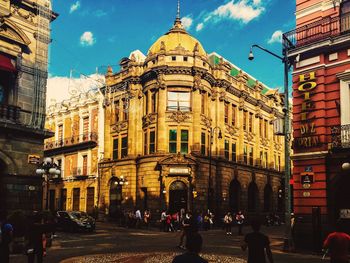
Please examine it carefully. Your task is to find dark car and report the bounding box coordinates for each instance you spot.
[70,211,96,232]
[56,211,93,232]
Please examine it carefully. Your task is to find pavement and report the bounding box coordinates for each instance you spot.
[9,222,327,263]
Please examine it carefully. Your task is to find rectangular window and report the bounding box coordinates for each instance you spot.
[144,131,148,155]
[121,136,128,158]
[115,101,120,122]
[231,105,236,126]
[145,92,149,114]
[225,139,229,160]
[122,99,128,120]
[167,91,190,111]
[82,155,88,175]
[201,132,206,155]
[201,93,205,114]
[243,144,248,164]
[58,124,63,141]
[86,187,95,214]
[224,103,229,124]
[151,92,157,113]
[83,117,89,138]
[249,113,253,132]
[60,189,67,211]
[260,151,264,167]
[113,138,119,160]
[278,155,281,171]
[232,143,236,162]
[243,112,247,131]
[180,130,189,154]
[172,56,176,61]
[149,130,156,154]
[249,146,254,165]
[183,56,188,62]
[264,152,268,168]
[274,154,277,170]
[260,119,263,137]
[264,120,268,138]
[72,188,80,211]
[169,129,177,153]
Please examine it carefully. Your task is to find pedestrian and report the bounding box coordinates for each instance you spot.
[26,212,47,263]
[166,213,173,232]
[224,212,233,235]
[160,210,167,232]
[135,208,142,229]
[203,213,210,231]
[197,213,203,231]
[241,218,274,263]
[172,232,208,263]
[209,212,214,229]
[0,212,13,263]
[323,220,350,263]
[236,210,245,235]
[143,210,151,229]
[178,212,196,249]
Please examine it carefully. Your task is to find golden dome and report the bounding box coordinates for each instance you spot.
[148,19,206,57]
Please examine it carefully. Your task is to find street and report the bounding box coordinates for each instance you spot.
[10,222,325,263]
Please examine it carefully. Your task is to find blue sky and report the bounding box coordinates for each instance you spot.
[47,0,295,103]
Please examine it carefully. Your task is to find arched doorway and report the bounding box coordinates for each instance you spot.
[335,174,350,233]
[169,181,187,213]
[229,179,241,213]
[263,184,273,212]
[248,182,259,212]
[109,178,122,218]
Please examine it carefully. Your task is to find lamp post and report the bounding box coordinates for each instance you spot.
[248,43,293,250]
[208,126,223,212]
[36,157,61,211]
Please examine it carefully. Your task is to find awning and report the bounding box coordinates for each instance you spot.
[0,54,16,72]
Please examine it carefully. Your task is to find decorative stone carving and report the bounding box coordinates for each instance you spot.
[201,115,211,129]
[255,109,263,119]
[219,90,226,102]
[274,142,282,151]
[142,114,156,128]
[193,74,202,91]
[156,74,166,90]
[260,137,269,147]
[244,131,255,141]
[11,5,34,22]
[107,66,113,76]
[238,98,247,111]
[168,111,190,123]
[160,41,165,51]
[226,124,239,136]
[111,121,128,133]
[211,89,219,101]
[129,87,143,99]
[193,42,199,53]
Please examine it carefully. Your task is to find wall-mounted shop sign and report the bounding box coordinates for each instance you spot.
[169,167,190,175]
[340,209,350,219]
[293,72,321,149]
[301,172,314,184]
[28,154,40,164]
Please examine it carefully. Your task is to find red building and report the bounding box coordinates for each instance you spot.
[283,0,350,250]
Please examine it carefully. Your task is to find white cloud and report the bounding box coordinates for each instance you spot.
[46,74,104,107]
[80,31,96,46]
[212,0,265,24]
[94,10,107,17]
[181,16,193,30]
[268,30,283,44]
[70,1,80,13]
[196,23,204,31]
[197,0,265,31]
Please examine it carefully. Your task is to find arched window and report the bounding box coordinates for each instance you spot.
[248,182,259,211]
[263,184,273,212]
[229,179,241,213]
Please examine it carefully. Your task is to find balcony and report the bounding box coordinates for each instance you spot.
[331,124,350,149]
[61,166,96,179]
[0,104,20,123]
[283,13,350,51]
[44,132,98,155]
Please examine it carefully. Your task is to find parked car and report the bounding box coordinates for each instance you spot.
[70,211,96,231]
[56,211,94,232]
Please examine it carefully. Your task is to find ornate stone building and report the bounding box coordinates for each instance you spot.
[98,15,286,219]
[0,0,57,213]
[44,90,104,213]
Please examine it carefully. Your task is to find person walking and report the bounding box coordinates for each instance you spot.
[0,213,13,263]
[143,210,151,229]
[241,219,274,263]
[135,209,142,229]
[178,212,197,249]
[224,212,233,235]
[323,220,350,263]
[160,210,167,232]
[172,233,208,263]
[236,210,245,235]
[26,213,47,263]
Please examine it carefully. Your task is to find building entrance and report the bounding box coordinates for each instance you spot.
[169,181,187,213]
[109,179,122,218]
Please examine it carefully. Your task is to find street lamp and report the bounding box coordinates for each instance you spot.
[36,157,61,211]
[248,43,293,251]
[208,126,223,211]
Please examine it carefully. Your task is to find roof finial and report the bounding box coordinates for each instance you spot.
[173,0,183,29]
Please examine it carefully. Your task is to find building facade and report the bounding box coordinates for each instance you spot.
[283,0,350,250]
[44,90,104,214]
[0,0,57,213]
[98,16,286,220]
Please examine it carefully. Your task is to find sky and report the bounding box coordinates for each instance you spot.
[47,0,295,105]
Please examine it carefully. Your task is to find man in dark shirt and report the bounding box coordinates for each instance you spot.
[26,213,47,263]
[0,213,13,263]
[241,219,274,263]
[173,233,208,263]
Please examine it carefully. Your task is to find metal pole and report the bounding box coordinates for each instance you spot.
[283,46,292,251]
[45,174,49,210]
[208,128,212,211]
